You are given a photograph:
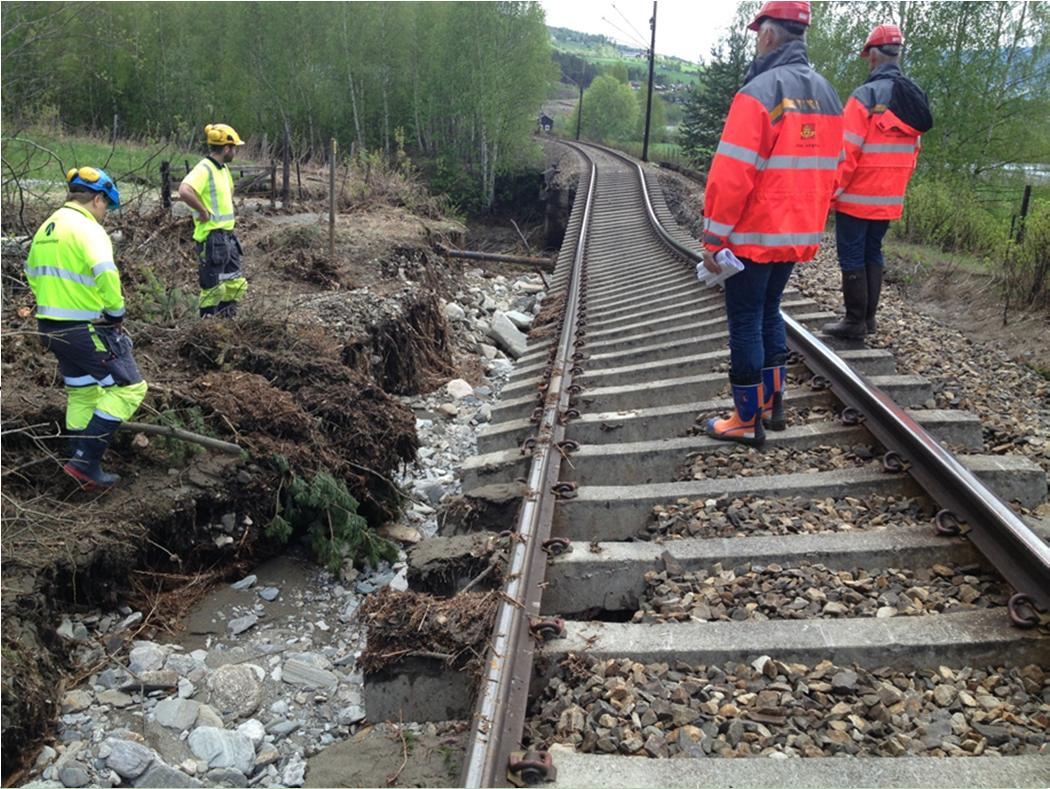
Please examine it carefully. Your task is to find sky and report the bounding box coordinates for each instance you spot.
[538,0,743,64]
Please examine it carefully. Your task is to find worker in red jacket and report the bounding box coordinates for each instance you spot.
[824,24,932,338]
[702,0,843,447]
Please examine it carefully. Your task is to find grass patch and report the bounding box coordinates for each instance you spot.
[882,239,995,285]
[2,129,197,187]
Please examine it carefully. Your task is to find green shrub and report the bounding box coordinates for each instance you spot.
[135,267,197,325]
[265,461,397,571]
[895,179,1005,255]
[1003,198,1050,311]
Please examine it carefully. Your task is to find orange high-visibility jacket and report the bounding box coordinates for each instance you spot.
[703,40,843,263]
[833,64,922,221]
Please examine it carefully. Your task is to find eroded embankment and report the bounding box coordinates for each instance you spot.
[0,201,461,779]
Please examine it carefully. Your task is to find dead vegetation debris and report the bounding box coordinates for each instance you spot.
[360,589,499,675]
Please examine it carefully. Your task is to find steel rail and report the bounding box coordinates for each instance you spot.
[462,138,1049,787]
[610,144,1050,615]
[462,152,597,788]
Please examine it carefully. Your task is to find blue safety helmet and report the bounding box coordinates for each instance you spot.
[66,166,120,210]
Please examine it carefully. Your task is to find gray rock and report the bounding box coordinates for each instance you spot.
[164,654,201,676]
[258,587,280,602]
[122,670,179,691]
[831,670,859,694]
[227,614,258,636]
[476,404,492,423]
[104,738,156,779]
[58,765,90,788]
[99,668,131,690]
[36,746,58,769]
[282,757,306,788]
[195,704,225,729]
[133,764,203,788]
[254,746,279,767]
[478,343,498,360]
[204,768,248,787]
[61,690,93,713]
[187,728,255,775]
[116,612,144,632]
[206,665,261,719]
[178,678,195,699]
[282,658,338,689]
[235,719,265,747]
[487,312,528,359]
[129,644,166,673]
[504,310,534,331]
[445,378,474,400]
[443,303,466,321]
[230,575,257,591]
[155,698,200,730]
[337,705,366,725]
[268,720,301,739]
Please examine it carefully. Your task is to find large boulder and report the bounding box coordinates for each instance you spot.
[487,312,527,359]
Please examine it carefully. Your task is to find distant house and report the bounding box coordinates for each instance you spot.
[538,114,554,133]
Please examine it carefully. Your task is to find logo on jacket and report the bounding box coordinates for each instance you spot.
[800,124,816,139]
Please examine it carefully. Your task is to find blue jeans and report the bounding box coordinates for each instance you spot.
[722,259,795,381]
[835,211,890,272]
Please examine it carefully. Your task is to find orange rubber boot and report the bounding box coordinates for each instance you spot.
[707,382,765,447]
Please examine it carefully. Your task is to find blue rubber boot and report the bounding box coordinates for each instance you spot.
[761,362,787,432]
[63,415,121,490]
[707,380,765,448]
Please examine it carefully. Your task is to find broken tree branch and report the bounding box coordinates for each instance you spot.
[435,244,554,271]
[120,421,243,455]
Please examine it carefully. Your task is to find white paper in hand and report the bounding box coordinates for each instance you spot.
[695,249,745,288]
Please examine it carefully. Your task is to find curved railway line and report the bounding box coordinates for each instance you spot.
[452,142,1049,787]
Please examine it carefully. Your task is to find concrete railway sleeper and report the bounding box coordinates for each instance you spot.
[413,143,1048,786]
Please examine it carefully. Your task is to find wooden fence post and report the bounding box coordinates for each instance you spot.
[270,160,277,209]
[329,138,337,262]
[282,130,291,208]
[160,161,171,209]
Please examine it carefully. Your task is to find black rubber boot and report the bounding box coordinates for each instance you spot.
[63,415,121,490]
[217,300,238,318]
[822,270,868,339]
[200,305,217,318]
[865,264,883,335]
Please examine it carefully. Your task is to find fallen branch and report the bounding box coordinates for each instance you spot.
[121,421,243,455]
[436,244,555,272]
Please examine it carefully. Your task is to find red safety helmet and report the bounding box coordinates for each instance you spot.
[748,1,812,31]
[861,24,904,56]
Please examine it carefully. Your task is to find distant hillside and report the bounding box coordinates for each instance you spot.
[548,25,699,89]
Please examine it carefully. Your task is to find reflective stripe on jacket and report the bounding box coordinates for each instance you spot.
[182,157,236,242]
[25,202,125,321]
[703,40,844,263]
[833,64,921,221]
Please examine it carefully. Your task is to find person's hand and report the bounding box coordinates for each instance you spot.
[197,209,209,223]
[702,250,720,275]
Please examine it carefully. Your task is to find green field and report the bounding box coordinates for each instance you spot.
[2,129,201,189]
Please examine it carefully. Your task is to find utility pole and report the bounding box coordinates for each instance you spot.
[642,0,657,162]
[576,81,584,140]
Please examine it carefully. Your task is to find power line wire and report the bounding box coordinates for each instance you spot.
[600,16,649,51]
[611,3,648,47]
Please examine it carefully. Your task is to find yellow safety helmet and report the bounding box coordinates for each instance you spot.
[204,123,245,146]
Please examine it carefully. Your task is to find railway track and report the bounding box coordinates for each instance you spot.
[456,142,1050,787]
